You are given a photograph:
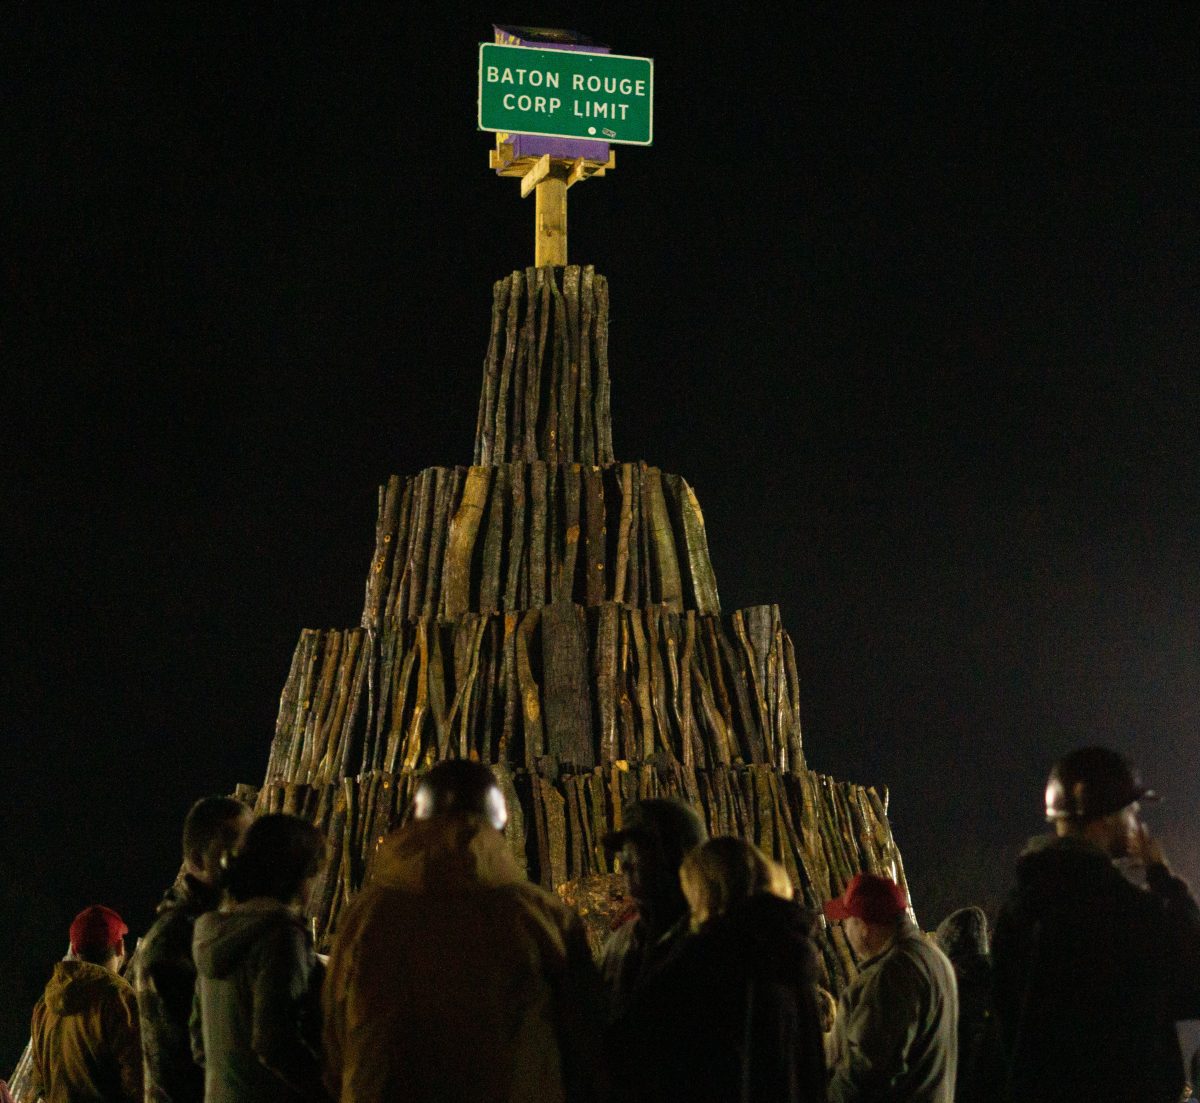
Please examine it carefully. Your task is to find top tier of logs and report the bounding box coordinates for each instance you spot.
[475,265,613,467]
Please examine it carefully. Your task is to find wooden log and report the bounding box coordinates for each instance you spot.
[676,476,721,614]
[481,619,501,761]
[479,464,508,614]
[578,266,595,465]
[634,463,651,605]
[594,273,614,464]
[511,272,533,461]
[382,634,418,774]
[427,623,449,760]
[557,464,582,603]
[783,631,804,771]
[545,270,565,463]
[588,770,609,872]
[614,463,634,604]
[540,771,568,889]
[561,265,580,461]
[504,463,527,612]
[542,602,593,767]
[583,465,605,604]
[714,618,765,765]
[400,620,430,772]
[333,630,370,781]
[363,475,402,628]
[446,614,487,758]
[499,613,518,761]
[493,762,528,875]
[475,276,510,465]
[423,467,459,620]
[734,608,775,763]
[443,466,491,618]
[529,461,548,606]
[642,466,683,610]
[385,477,415,620]
[268,631,313,783]
[359,627,380,775]
[303,631,344,781]
[524,268,549,459]
[565,775,587,879]
[595,604,619,763]
[405,470,434,620]
[644,609,676,763]
[493,270,522,462]
[628,610,656,759]
[516,608,544,767]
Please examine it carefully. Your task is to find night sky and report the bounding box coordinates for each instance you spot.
[6,5,1199,1065]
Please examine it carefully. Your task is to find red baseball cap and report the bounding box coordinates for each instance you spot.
[69,906,128,957]
[823,873,908,923]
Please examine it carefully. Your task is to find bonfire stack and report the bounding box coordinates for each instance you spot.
[251,264,910,988]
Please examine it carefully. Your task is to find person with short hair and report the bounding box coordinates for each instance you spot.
[824,873,957,1103]
[31,904,143,1102]
[322,759,607,1103]
[610,836,826,1103]
[991,746,1200,1102]
[135,795,252,1103]
[598,798,707,1020]
[191,813,327,1103]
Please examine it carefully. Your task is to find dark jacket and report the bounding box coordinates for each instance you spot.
[134,874,220,1103]
[991,834,1200,1103]
[598,907,690,1024]
[609,893,827,1103]
[31,960,142,1103]
[323,814,607,1103]
[191,900,325,1103]
[934,907,992,1103]
[827,915,958,1103]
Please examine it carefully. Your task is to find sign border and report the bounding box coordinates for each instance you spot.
[477,42,655,147]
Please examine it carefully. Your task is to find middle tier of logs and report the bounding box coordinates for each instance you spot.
[268,602,804,792]
[361,461,721,627]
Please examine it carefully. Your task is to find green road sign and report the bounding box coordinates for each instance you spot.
[478,43,654,146]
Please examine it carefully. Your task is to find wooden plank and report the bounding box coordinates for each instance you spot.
[529,461,548,606]
[676,476,721,615]
[423,467,459,620]
[614,463,634,604]
[642,465,683,610]
[475,276,510,465]
[405,470,434,620]
[479,464,507,614]
[443,466,492,618]
[504,463,527,612]
[583,464,605,604]
[493,270,522,462]
[541,602,593,767]
[578,265,595,465]
[594,273,614,464]
[595,604,618,763]
[383,477,415,620]
[560,265,580,460]
[557,463,581,603]
[363,475,402,628]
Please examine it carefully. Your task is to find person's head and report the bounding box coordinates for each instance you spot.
[69,905,128,972]
[225,814,325,908]
[1045,746,1158,859]
[823,872,908,960]
[411,760,507,832]
[603,798,706,917]
[680,836,792,929]
[183,795,253,886]
[934,906,990,969]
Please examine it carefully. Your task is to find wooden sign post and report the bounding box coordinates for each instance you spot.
[479,27,652,266]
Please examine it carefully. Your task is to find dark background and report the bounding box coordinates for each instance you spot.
[5,4,1199,1067]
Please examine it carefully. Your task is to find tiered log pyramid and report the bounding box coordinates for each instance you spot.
[251,265,910,989]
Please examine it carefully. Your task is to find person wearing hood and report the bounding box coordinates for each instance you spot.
[191,812,327,1103]
[598,797,707,1022]
[933,906,991,1103]
[824,873,957,1103]
[322,759,607,1103]
[609,836,827,1103]
[990,746,1200,1103]
[136,795,252,1103]
[31,904,142,1102]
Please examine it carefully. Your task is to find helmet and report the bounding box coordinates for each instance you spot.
[1044,746,1158,822]
[412,760,507,832]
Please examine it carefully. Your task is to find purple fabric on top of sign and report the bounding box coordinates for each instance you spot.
[492,26,612,162]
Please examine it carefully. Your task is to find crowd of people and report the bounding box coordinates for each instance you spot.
[18,746,1200,1102]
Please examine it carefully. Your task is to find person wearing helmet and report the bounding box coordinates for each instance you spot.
[322,759,607,1103]
[991,746,1200,1103]
[598,797,707,1021]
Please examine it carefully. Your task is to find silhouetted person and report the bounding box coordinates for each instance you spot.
[598,797,706,1020]
[934,906,991,1103]
[32,905,142,1102]
[135,795,252,1103]
[191,813,327,1103]
[991,746,1200,1103]
[611,836,826,1103]
[322,759,606,1103]
[824,873,957,1103]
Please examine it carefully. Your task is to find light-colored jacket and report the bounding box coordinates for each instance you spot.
[829,916,958,1103]
[323,813,607,1103]
[31,960,142,1103]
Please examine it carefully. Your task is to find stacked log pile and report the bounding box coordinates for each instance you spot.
[7,265,912,1094]
[253,264,910,986]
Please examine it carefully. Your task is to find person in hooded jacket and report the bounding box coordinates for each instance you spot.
[608,836,826,1103]
[991,747,1200,1103]
[933,906,991,1103]
[191,813,327,1103]
[136,795,253,1103]
[322,759,607,1103]
[31,905,142,1103]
